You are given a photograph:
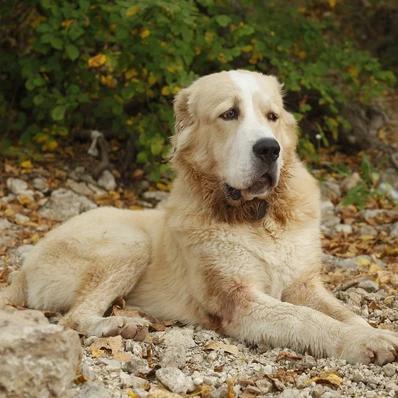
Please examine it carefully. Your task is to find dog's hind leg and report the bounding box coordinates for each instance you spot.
[60,240,151,339]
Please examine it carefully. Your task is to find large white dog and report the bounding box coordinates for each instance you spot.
[2,70,397,364]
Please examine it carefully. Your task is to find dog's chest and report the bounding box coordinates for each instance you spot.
[244,226,321,299]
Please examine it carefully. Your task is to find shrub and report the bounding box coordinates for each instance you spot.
[0,0,395,180]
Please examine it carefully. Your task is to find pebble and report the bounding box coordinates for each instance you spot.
[383,363,396,377]
[6,178,28,195]
[14,213,29,225]
[0,218,11,231]
[155,367,195,394]
[335,223,353,235]
[357,279,379,292]
[32,177,49,193]
[97,170,117,191]
[99,358,122,371]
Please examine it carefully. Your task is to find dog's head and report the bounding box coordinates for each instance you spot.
[171,70,298,207]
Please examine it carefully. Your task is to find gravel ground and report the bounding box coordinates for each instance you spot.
[1,163,397,398]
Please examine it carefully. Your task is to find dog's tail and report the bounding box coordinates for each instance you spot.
[0,270,26,308]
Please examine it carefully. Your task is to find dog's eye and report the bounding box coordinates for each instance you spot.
[267,112,279,122]
[220,108,238,121]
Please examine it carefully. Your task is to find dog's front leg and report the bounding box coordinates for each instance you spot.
[282,275,369,327]
[220,287,398,365]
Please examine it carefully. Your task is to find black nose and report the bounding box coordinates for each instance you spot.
[252,138,280,163]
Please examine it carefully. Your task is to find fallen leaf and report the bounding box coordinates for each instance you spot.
[227,379,236,398]
[204,341,239,356]
[89,335,132,362]
[307,372,343,388]
[276,351,302,361]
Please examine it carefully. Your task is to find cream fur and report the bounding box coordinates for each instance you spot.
[1,70,398,364]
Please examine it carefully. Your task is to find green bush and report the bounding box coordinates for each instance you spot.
[0,0,395,180]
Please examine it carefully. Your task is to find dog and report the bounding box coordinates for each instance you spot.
[1,70,397,365]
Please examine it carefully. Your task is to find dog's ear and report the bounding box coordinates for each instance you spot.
[170,87,194,160]
[280,109,298,149]
[173,87,193,134]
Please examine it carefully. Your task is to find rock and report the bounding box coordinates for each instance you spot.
[358,224,378,237]
[97,170,117,191]
[66,179,93,196]
[69,166,96,185]
[0,308,81,398]
[321,201,340,231]
[323,254,358,271]
[147,388,181,398]
[390,222,398,238]
[357,279,379,292]
[120,372,150,389]
[160,328,196,368]
[123,355,151,375]
[341,172,361,193]
[142,191,170,203]
[255,378,273,393]
[0,218,11,231]
[321,180,341,202]
[14,213,29,225]
[379,182,398,203]
[99,358,122,371]
[383,363,396,377]
[362,209,398,224]
[32,177,49,193]
[6,178,28,195]
[334,224,353,235]
[77,382,112,398]
[156,367,195,394]
[279,388,308,397]
[38,188,97,221]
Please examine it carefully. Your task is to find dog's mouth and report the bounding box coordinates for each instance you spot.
[224,171,276,202]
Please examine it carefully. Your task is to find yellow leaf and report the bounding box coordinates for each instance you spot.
[128,391,139,398]
[126,5,140,17]
[355,256,371,267]
[328,0,337,8]
[125,68,138,80]
[307,372,342,387]
[20,160,33,169]
[43,140,58,152]
[161,86,170,96]
[140,28,150,39]
[100,75,117,88]
[62,19,74,29]
[88,54,107,68]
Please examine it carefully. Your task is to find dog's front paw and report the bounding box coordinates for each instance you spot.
[338,327,398,365]
[89,316,149,340]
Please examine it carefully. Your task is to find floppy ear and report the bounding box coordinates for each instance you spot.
[280,109,298,149]
[173,87,193,133]
[170,87,194,159]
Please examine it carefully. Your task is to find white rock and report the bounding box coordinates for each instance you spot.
[0,308,81,398]
[14,213,29,225]
[0,218,11,231]
[160,328,196,368]
[335,224,353,235]
[66,179,93,196]
[120,372,149,389]
[357,279,379,292]
[390,222,398,238]
[156,367,195,394]
[32,177,49,193]
[321,180,341,202]
[38,188,97,221]
[97,170,117,191]
[143,191,170,203]
[383,363,396,377]
[6,178,28,195]
[77,382,112,398]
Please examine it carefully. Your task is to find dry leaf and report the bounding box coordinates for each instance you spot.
[227,379,236,398]
[89,335,132,362]
[276,351,302,361]
[204,341,239,356]
[307,372,343,388]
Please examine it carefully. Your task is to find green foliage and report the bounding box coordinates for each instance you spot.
[0,0,396,179]
[342,155,380,209]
